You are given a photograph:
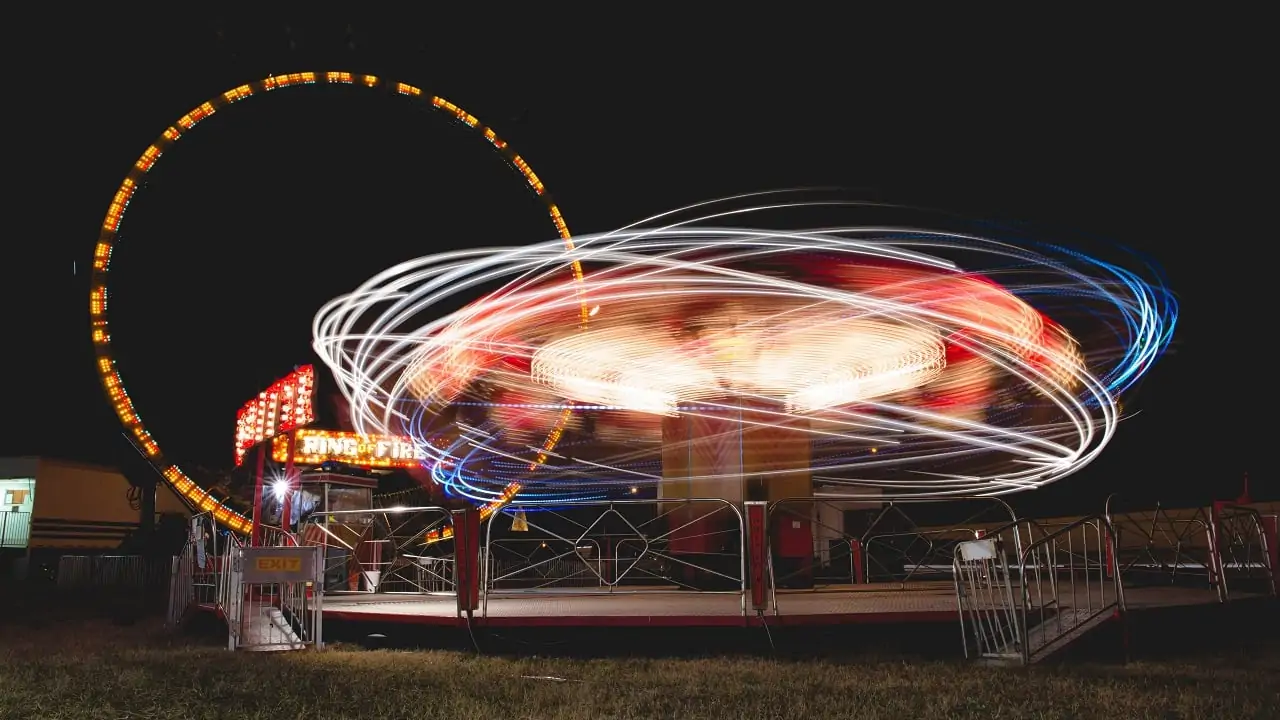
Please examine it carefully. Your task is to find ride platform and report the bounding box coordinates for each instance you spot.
[315,582,1241,629]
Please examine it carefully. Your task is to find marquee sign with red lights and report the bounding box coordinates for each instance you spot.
[234,365,317,466]
[271,428,427,469]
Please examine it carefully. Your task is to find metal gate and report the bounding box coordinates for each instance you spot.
[224,544,323,651]
[954,535,1022,661]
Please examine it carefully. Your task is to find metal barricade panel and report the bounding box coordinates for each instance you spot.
[954,536,1021,661]
[226,545,323,652]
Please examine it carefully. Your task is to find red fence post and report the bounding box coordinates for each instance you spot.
[849,538,864,584]
[745,501,768,612]
[452,508,481,615]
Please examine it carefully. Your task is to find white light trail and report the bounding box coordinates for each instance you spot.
[312,194,1176,501]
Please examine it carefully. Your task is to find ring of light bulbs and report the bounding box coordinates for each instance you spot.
[314,195,1176,501]
[89,71,585,532]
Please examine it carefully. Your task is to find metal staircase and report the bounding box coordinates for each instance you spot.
[955,514,1123,665]
[166,514,322,651]
[956,500,1278,666]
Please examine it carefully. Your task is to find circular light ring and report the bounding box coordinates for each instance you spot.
[89,72,584,533]
[314,204,1176,501]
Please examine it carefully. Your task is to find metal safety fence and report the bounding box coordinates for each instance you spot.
[764,497,1022,604]
[1213,504,1277,600]
[1105,497,1218,593]
[57,554,172,596]
[0,510,31,548]
[483,499,746,615]
[159,493,1275,661]
[167,512,224,627]
[298,506,455,596]
[221,540,323,651]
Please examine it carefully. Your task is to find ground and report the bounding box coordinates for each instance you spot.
[1,595,1278,720]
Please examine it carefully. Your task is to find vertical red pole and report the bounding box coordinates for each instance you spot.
[745,501,768,612]
[250,444,267,547]
[1235,473,1251,505]
[280,431,297,537]
[453,507,481,615]
[850,538,864,584]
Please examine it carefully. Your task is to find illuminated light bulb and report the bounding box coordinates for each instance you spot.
[271,480,290,500]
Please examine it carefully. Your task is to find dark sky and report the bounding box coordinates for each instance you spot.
[6,13,1267,513]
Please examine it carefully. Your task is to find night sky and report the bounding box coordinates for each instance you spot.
[7,14,1267,514]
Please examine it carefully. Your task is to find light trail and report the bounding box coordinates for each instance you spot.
[313,194,1176,502]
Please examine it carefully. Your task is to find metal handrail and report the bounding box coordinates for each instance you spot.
[1015,513,1124,664]
[484,498,747,617]
[768,500,1028,616]
[298,506,455,596]
[862,527,984,584]
[256,523,300,547]
[307,505,454,519]
[1104,495,1218,589]
[1213,504,1278,599]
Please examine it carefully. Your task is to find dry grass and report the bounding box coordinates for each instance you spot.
[0,606,1277,719]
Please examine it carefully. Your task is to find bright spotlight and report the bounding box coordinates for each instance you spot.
[272,480,290,500]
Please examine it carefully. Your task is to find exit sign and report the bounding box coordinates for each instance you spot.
[240,546,318,584]
[255,556,302,573]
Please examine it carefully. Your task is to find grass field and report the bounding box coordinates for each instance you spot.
[1,610,1277,720]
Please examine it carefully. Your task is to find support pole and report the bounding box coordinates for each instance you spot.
[280,431,297,537]
[850,538,865,585]
[250,444,267,547]
[746,501,769,612]
[453,507,481,615]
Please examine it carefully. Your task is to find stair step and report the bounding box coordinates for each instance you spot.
[994,605,1115,664]
[240,605,306,651]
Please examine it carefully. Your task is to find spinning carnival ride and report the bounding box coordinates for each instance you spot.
[314,197,1177,511]
[90,72,1176,535]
